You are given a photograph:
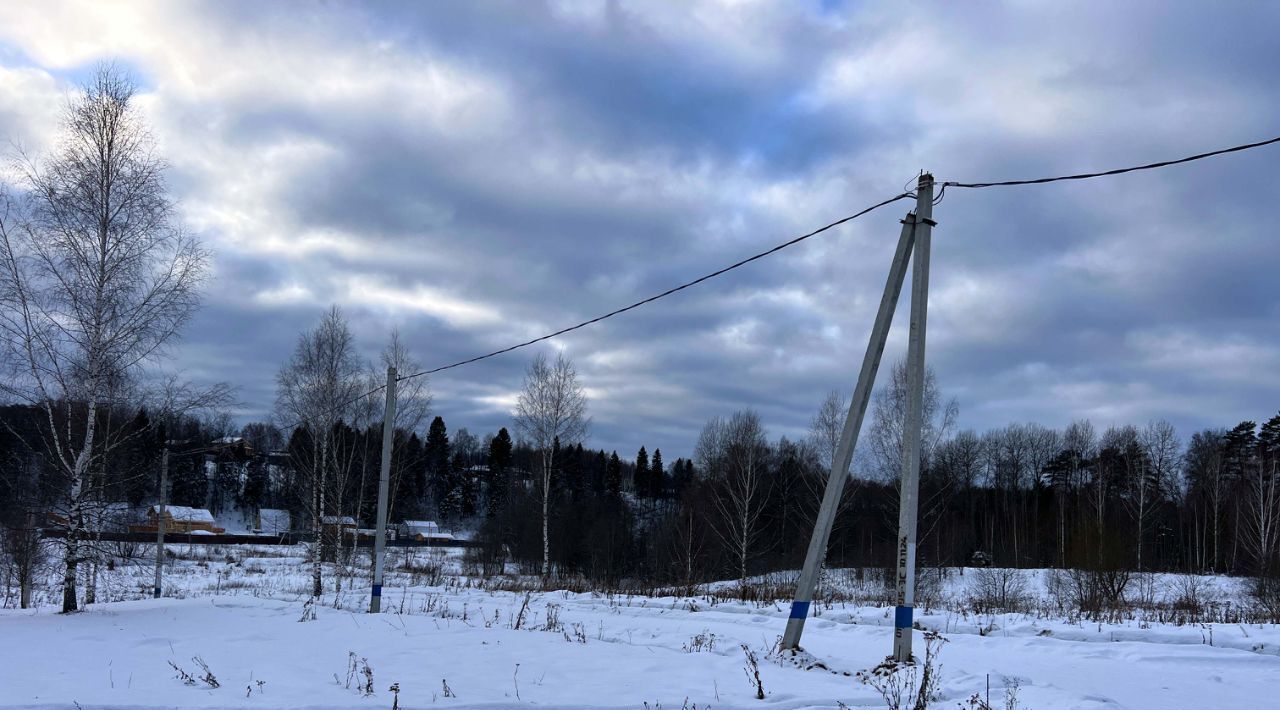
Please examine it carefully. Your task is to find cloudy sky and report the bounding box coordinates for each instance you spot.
[2,1,1277,457]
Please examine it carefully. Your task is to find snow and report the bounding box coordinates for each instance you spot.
[256,509,290,534]
[151,505,216,524]
[1,550,1277,709]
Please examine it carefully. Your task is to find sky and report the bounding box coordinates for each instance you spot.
[1,1,1278,458]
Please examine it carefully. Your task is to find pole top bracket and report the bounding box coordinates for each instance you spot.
[901,215,938,227]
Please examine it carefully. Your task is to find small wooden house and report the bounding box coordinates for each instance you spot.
[397,520,440,540]
[144,505,224,534]
[320,515,357,538]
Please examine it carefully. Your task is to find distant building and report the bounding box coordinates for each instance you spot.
[320,515,357,538]
[139,505,224,534]
[210,435,255,458]
[397,520,440,540]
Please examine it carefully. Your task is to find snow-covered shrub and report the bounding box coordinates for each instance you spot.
[400,550,445,586]
[965,568,1028,613]
[1128,571,1162,608]
[915,566,948,612]
[1046,567,1131,618]
[1168,574,1216,619]
[341,652,374,696]
[1252,574,1280,623]
[963,676,1024,710]
[682,630,717,653]
[740,644,765,700]
[542,602,563,632]
[0,525,46,609]
[856,629,947,710]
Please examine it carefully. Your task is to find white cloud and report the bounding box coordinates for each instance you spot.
[343,277,502,329]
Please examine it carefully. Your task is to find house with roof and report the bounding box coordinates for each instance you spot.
[140,505,225,534]
[397,520,439,540]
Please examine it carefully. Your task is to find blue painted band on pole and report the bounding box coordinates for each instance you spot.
[789,601,810,619]
[894,605,912,629]
[154,586,161,597]
[372,584,382,597]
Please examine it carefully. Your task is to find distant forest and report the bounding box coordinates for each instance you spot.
[4,389,1277,588]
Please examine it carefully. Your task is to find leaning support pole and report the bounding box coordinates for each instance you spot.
[780,210,919,651]
[369,366,398,613]
[153,446,169,599]
[893,173,935,662]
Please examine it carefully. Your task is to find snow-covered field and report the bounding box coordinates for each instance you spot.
[2,545,1278,709]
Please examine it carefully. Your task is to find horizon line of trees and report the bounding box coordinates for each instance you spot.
[6,372,1275,576]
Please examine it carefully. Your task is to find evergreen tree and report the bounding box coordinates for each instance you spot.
[112,409,158,506]
[1223,421,1258,482]
[671,458,694,500]
[650,448,665,499]
[634,446,649,497]
[241,457,271,511]
[425,416,454,517]
[486,428,513,518]
[168,453,208,509]
[1260,414,1280,476]
[590,449,608,493]
[449,450,477,517]
[606,451,622,497]
[394,432,425,521]
[561,443,585,497]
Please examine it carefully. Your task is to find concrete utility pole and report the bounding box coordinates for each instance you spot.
[781,211,919,651]
[153,446,169,599]
[21,508,36,608]
[893,173,935,662]
[369,366,398,613]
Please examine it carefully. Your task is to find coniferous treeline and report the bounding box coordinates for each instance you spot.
[3,400,1278,590]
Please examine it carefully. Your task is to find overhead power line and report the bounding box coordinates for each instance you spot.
[943,134,1280,189]
[278,133,1280,430]
[395,191,916,382]
[275,383,389,437]
[276,191,913,432]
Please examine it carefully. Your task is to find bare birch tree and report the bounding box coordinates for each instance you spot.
[275,305,364,600]
[702,410,772,592]
[0,66,208,612]
[377,329,431,524]
[804,390,846,506]
[807,390,846,473]
[1136,419,1180,570]
[866,359,957,483]
[514,352,588,577]
[1243,450,1280,575]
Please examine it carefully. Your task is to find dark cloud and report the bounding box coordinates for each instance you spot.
[2,1,1278,456]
